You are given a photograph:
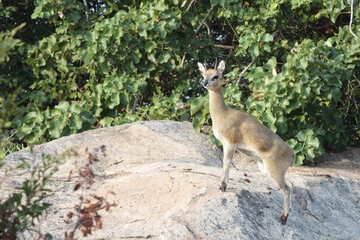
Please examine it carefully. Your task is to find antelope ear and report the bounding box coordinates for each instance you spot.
[217,60,225,74]
[197,62,206,73]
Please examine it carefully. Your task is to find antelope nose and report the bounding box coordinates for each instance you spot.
[202,79,208,87]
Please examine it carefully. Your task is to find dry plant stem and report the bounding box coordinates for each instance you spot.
[236,57,258,86]
[83,0,89,22]
[204,22,211,35]
[130,95,140,116]
[186,0,196,12]
[181,0,187,8]
[214,44,236,49]
[181,54,186,68]
[195,6,214,35]
[70,195,85,237]
[349,0,358,40]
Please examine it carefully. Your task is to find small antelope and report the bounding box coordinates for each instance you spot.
[198,60,294,224]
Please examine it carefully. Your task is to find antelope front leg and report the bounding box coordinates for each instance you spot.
[219,142,236,192]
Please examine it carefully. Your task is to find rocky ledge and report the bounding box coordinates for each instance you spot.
[1,120,360,239]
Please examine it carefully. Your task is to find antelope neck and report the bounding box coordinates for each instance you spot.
[208,86,228,117]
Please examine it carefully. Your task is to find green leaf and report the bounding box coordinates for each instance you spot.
[148,53,156,63]
[154,21,167,38]
[294,81,303,93]
[108,93,120,109]
[295,154,305,165]
[293,142,303,153]
[136,14,148,23]
[262,109,276,124]
[84,32,94,42]
[145,41,156,53]
[268,83,278,93]
[264,57,276,70]
[167,18,180,30]
[286,138,297,148]
[68,12,81,22]
[22,123,34,134]
[84,52,94,64]
[99,117,113,126]
[297,129,313,141]
[255,101,265,112]
[190,97,206,115]
[57,58,68,73]
[306,148,316,160]
[56,101,69,112]
[104,81,114,93]
[332,88,341,101]
[307,136,320,148]
[159,51,171,64]
[192,116,205,132]
[261,33,273,42]
[263,44,271,52]
[70,115,82,130]
[296,58,308,69]
[48,119,61,138]
[51,108,62,117]
[80,111,96,124]
[249,44,260,57]
[135,80,147,93]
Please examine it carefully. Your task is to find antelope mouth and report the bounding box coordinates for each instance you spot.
[202,80,210,88]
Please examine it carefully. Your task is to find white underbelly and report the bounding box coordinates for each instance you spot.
[236,142,262,159]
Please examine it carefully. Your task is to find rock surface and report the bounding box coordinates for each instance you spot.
[1,120,360,239]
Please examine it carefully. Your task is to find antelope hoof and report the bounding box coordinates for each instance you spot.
[219,182,227,192]
[280,214,288,225]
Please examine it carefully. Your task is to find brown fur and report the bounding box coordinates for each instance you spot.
[198,60,294,225]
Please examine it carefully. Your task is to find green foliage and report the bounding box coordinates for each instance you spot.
[1,0,360,166]
[0,1,360,237]
[244,37,353,164]
[0,152,62,239]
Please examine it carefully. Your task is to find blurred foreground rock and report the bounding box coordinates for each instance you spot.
[2,120,360,239]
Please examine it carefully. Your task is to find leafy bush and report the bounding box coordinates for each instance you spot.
[0,0,359,165]
[0,152,62,239]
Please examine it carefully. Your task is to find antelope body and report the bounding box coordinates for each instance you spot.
[198,60,294,224]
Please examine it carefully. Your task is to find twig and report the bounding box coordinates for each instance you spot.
[181,54,186,68]
[195,6,214,35]
[1,130,18,142]
[349,0,358,40]
[83,0,89,22]
[68,195,84,238]
[186,0,196,12]
[181,0,187,8]
[130,95,140,116]
[204,22,211,35]
[236,57,258,87]
[214,44,236,49]
[231,162,239,170]
[80,100,87,107]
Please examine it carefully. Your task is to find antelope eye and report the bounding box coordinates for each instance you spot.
[212,75,219,81]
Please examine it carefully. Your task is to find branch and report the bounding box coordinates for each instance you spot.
[181,0,188,8]
[186,0,196,12]
[203,22,211,35]
[349,0,358,40]
[195,6,214,35]
[214,44,236,49]
[236,57,258,87]
[181,54,186,68]
[83,0,89,22]
[130,95,140,116]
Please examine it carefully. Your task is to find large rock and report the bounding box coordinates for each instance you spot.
[1,120,360,239]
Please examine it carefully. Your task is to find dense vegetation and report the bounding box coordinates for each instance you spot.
[1,0,360,165]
